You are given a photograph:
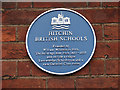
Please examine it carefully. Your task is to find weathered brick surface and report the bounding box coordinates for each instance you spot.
[76,9,118,23]
[92,24,102,40]
[73,63,89,75]
[18,61,31,76]
[106,60,118,74]
[118,59,120,74]
[2,2,16,9]
[17,26,28,41]
[2,26,16,42]
[102,2,118,7]
[76,77,118,88]
[2,43,28,59]
[64,2,87,7]
[48,78,74,88]
[88,2,101,7]
[33,2,65,8]
[90,60,104,75]
[2,61,16,76]
[2,9,118,25]
[2,10,45,25]
[31,63,49,76]
[104,24,119,40]
[2,79,46,88]
[93,42,118,58]
[17,2,32,8]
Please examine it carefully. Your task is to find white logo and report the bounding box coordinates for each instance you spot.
[51,12,70,30]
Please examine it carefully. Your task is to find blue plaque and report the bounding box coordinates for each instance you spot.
[26,8,96,75]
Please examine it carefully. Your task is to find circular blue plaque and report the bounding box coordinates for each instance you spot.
[26,8,96,75]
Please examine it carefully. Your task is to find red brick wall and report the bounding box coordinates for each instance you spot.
[2,2,119,89]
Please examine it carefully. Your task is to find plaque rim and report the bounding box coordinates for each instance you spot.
[26,8,96,75]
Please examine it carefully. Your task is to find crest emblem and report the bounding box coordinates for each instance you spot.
[51,12,70,29]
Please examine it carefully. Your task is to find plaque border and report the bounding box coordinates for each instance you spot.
[26,8,96,75]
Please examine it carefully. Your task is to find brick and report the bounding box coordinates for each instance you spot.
[33,2,64,8]
[92,24,102,40]
[2,43,28,59]
[2,61,16,76]
[0,28,1,42]
[93,42,118,58]
[0,61,1,77]
[103,2,118,7]
[2,10,45,25]
[2,2,16,9]
[76,9,118,23]
[64,2,87,7]
[18,61,31,76]
[0,43,1,53]
[106,60,118,74]
[88,2,101,7]
[76,77,118,88]
[118,59,120,75]
[104,24,119,40]
[73,63,89,75]
[17,2,32,8]
[48,78,74,88]
[2,79,46,88]
[17,26,28,41]
[31,63,49,76]
[93,42,105,58]
[90,60,104,75]
[2,26,16,42]
[3,9,118,25]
